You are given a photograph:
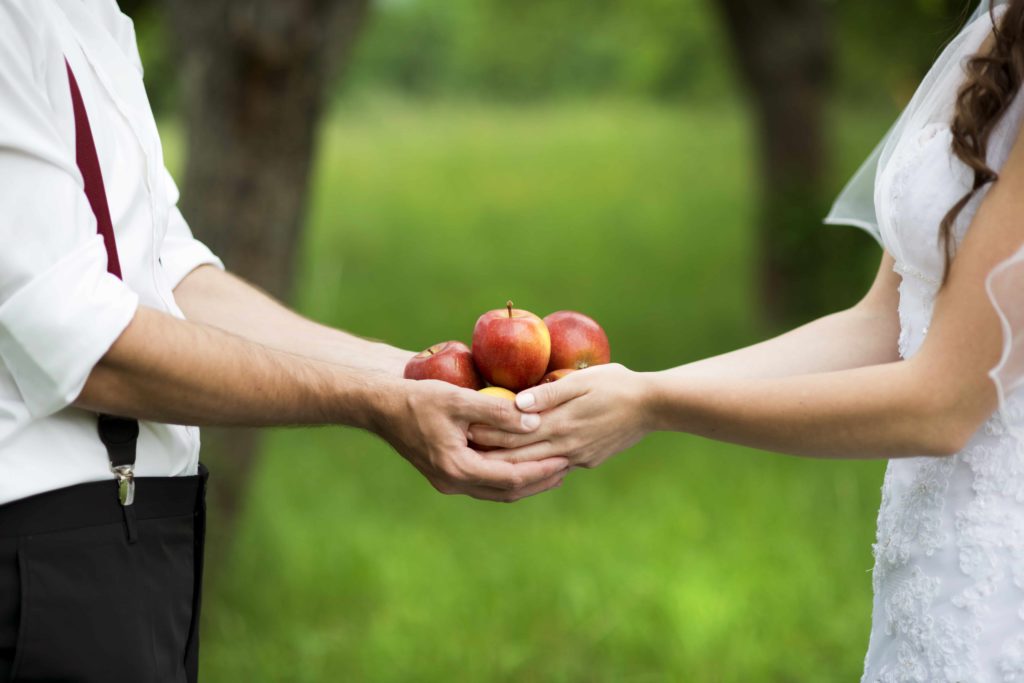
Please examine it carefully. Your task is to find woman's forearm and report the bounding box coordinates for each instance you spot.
[672,252,901,381]
[645,360,971,459]
[669,306,901,382]
[172,265,413,376]
[645,225,1010,460]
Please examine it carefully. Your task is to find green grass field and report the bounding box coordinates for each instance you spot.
[172,98,893,682]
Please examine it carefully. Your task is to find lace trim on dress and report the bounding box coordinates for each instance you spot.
[895,275,936,359]
[893,261,941,287]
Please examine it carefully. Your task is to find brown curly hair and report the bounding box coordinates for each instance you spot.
[940,1,1024,280]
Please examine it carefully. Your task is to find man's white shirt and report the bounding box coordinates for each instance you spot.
[0,0,223,504]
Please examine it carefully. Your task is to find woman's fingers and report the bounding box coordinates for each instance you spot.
[481,440,564,464]
[467,424,546,450]
[515,374,588,413]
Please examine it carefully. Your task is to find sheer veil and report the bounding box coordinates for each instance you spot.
[824,0,1024,411]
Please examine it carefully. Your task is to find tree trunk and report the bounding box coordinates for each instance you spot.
[716,0,866,327]
[164,0,370,558]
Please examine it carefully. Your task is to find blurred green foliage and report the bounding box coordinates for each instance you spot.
[345,0,971,103]
[135,0,972,111]
[159,98,893,682]
[837,0,975,104]
[345,0,732,100]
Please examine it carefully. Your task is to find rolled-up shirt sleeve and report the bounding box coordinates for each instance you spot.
[159,168,224,289]
[0,5,138,417]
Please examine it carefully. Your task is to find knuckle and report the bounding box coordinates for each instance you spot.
[505,473,526,490]
[431,478,456,495]
[561,444,583,464]
[437,458,462,482]
[490,400,514,426]
[447,390,471,416]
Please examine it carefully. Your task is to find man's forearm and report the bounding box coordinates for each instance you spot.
[75,305,402,428]
[172,265,412,376]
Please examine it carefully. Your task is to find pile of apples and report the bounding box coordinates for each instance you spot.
[404,301,611,399]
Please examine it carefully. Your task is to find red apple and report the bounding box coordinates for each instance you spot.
[404,341,484,390]
[543,310,610,371]
[472,301,551,392]
[540,368,575,384]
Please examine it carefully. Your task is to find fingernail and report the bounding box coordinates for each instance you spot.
[521,413,540,430]
[516,392,536,410]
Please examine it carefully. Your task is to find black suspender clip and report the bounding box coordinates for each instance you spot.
[98,414,139,507]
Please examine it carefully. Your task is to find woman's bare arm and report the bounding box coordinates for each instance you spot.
[477,125,1024,466]
[668,252,901,381]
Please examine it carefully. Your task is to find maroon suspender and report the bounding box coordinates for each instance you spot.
[65,59,139,520]
[65,59,122,280]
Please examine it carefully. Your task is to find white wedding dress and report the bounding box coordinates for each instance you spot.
[859,14,1024,682]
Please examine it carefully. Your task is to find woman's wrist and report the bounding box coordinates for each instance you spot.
[639,369,693,434]
[633,370,670,434]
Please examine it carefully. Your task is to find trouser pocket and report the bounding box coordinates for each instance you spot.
[11,514,195,683]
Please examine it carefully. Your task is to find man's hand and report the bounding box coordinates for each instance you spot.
[375,379,570,501]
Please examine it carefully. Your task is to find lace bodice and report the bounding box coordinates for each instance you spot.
[861,74,1024,683]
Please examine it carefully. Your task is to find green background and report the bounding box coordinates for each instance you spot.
[141,0,960,678]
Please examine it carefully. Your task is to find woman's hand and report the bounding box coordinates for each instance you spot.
[468,364,653,469]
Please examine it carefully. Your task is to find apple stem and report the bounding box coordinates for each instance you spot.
[506,300,513,318]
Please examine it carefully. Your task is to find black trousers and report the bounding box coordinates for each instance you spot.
[0,466,208,683]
